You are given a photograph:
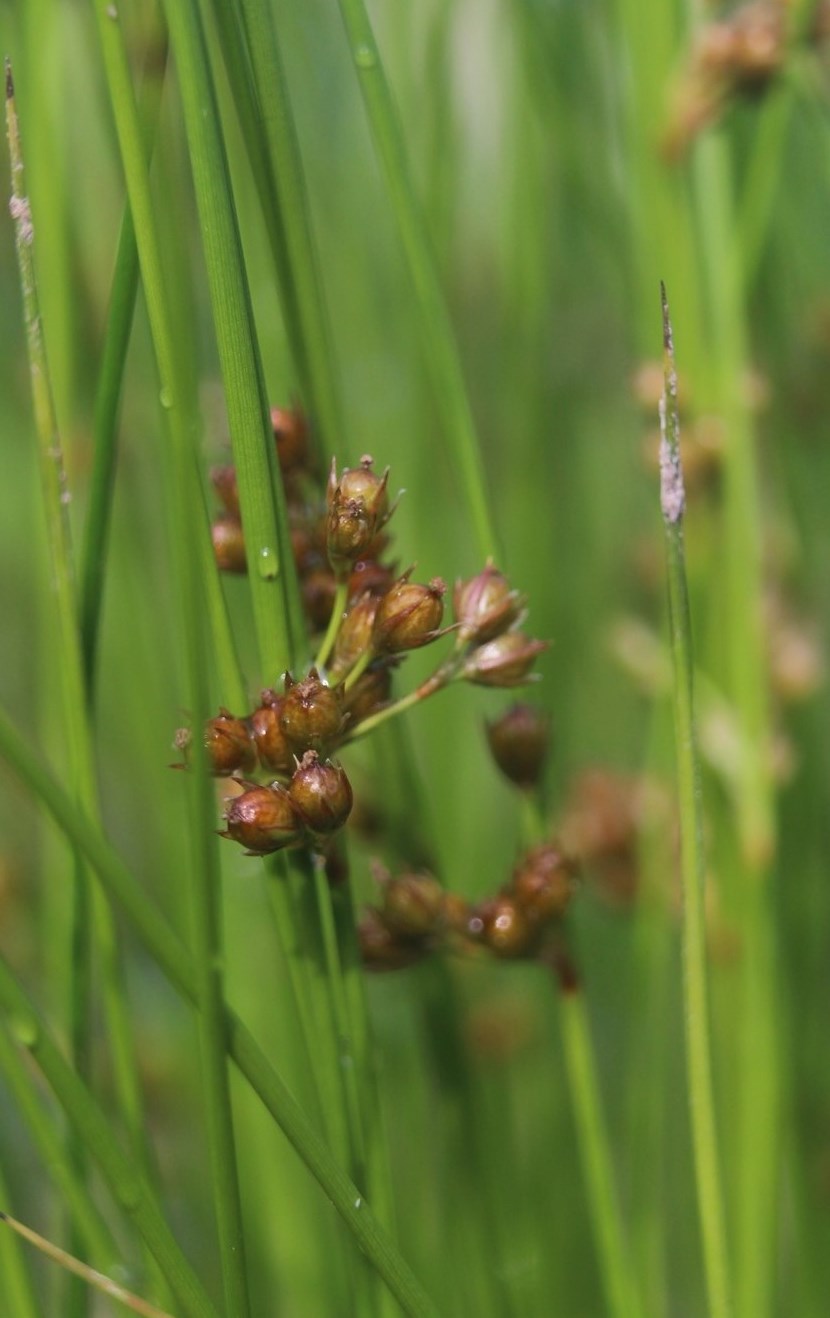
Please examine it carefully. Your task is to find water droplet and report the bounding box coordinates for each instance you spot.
[353,1196,362,1210]
[159,386,173,410]
[10,1015,38,1047]
[354,45,377,70]
[257,546,278,580]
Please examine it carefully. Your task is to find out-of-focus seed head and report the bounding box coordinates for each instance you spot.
[326,455,391,574]
[220,784,303,854]
[330,592,381,680]
[279,669,346,756]
[476,896,537,959]
[288,750,353,835]
[300,566,338,633]
[511,842,576,924]
[204,710,257,776]
[463,632,548,687]
[453,562,525,645]
[380,872,445,938]
[210,464,240,518]
[272,406,311,476]
[486,703,551,790]
[358,908,428,972]
[342,662,394,726]
[347,558,396,601]
[212,517,247,573]
[250,690,295,775]
[372,571,446,654]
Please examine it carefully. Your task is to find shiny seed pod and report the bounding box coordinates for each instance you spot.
[486,703,551,790]
[380,872,445,938]
[249,690,295,775]
[372,572,446,654]
[221,785,303,854]
[211,517,247,573]
[463,631,548,687]
[210,464,240,518]
[279,669,346,756]
[511,843,576,924]
[204,709,257,776]
[326,455,391,573]
[453,562,525,645]
[358,908,427,972]
[478,896,537,959]
[329,592,380,680]
[288,751,353,835]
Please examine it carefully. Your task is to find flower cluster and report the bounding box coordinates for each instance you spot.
[191,423,549,885]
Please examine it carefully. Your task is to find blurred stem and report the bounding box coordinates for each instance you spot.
[0,1214,172,1318]
[0,960,219,1318]
[557,984,643,1318]
[235,0,346,453]
[335,0,498,562]
[0,706,440,1318]
[91,8,250,1312]
[0,1166,38,1318]
[660,287,732,1318]
[5,52,148,1189]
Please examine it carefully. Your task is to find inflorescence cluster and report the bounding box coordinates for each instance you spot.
[176,406,578,973]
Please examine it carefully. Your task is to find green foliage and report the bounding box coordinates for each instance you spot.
[1,1,829,1314]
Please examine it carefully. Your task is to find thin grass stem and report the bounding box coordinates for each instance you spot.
[660,285,732,1318]
[334,0,498,562]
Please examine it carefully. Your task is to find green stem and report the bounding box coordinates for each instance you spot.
[557,986,642,1318]
[335,0,498,562]
[0,704,440,1318]
[0,1164,38,1318]
[315,578,350,671]
[0,961,219,1318]
[660,287,732,1318]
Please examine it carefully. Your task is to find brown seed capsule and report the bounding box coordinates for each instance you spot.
[358,908,427,972]
[463,631,548,687]
[329,592,381,680]
[511,843,576,924]
[326,455,391,574]
[486,703,551,790]
[477,896,537,959]
[221,784,303,854]
[211,517,247,573]
[347,558,397,601]
[279,669,346,756]
[372,572,446,654]
[453,563,525,645]
[272,405,311,475]
[380,872,445,938]
[288,750,353,835]
[249,690,295,775]
[204,709,257,776]
[210,464,240,518]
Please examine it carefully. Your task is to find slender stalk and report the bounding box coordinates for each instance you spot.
[234,0,346,453]
[335,0,498,562]
[0,1214,172,1318]
[315,578,350,671]
[162,0,304,681]
[0,704,441,1318]
[0,1170,38,1318]
[91,10,251,1312]
[6,51,147,1187]
[557,985,642,1318]
[660,286,732,1318]
[0,961,219,1318]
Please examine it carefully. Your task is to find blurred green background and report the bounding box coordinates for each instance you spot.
[1,1,830,1315]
